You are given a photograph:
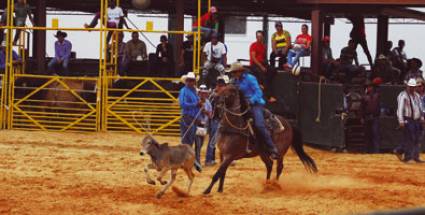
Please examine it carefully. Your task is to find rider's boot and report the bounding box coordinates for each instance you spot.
[269,146,279,160]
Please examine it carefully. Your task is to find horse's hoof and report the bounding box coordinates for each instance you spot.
[155,192,163,199]
[147,180,156,185]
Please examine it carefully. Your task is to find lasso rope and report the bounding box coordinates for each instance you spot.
[315,77,325,123]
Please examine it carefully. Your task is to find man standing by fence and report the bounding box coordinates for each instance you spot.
[179,72,200,147]
[396,78,424,163]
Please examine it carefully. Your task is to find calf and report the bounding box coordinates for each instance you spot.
[139,135,202,198]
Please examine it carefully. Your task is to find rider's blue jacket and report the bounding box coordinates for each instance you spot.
[234,72,265,106]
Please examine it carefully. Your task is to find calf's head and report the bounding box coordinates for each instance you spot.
[140,135,159,156]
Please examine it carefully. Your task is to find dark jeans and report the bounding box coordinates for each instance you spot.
[48,58,70,76]
[195,134,204,164]
[180,115,196,146]
[364,117,380,153]
[401,119,422,161]
[269,49,287,68]
[251,104,275,152]
[206,118,219,163]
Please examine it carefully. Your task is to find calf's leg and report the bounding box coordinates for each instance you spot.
[156,169,177,198]
[144,164,156,185]
[156,168,170,185]
[184,167,195,194]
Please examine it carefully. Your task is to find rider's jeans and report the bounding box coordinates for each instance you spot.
[251,104,275,151]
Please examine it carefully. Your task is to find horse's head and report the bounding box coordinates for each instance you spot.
[216,84,241,110]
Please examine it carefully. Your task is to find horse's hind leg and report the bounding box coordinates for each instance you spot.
[276,156,284,180]
[260,154,273,180]
[156,169,177,199]
[203,158,233,195]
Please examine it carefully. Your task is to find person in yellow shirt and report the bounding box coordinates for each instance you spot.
[270,21,291,69]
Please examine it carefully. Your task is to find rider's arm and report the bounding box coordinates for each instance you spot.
[247,75,264,104]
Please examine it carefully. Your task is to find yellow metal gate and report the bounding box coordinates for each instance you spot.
[12,74,100,131]
[106,76,181,135]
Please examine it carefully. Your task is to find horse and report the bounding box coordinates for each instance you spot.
[203,85,318,194]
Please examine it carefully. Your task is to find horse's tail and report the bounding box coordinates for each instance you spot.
[291,127,318,173]
[194,160,202,173]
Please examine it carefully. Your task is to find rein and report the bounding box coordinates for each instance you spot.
[220,94,250,131]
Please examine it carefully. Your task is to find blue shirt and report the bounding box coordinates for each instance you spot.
[179,86,200,117]
[199,99,212,125]
[235,72,265,106]
[55,40,72,60]
[0,50,20,70]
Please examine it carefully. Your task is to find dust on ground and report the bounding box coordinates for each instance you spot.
[0,130,424,215]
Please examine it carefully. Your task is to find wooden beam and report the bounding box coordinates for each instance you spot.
[311,7,323,75]
[376,15,388,57]
[33,0,46,74]
[381,7,425,21]
[297,0,425,6]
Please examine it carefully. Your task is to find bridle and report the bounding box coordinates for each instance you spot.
[218,89,250,131]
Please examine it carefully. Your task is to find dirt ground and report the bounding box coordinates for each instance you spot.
[0,130,425,215]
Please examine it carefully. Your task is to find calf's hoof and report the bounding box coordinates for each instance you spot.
[147,180,156,185]
[159,180,168,185]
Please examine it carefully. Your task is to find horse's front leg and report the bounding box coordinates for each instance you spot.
[204,157,233,195]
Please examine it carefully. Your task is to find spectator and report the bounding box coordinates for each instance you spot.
[250,30,276,103]
[107,32,126,75]
[286,24,312,70]
[270,21,291,69]
[205,75,228,166]
[0,41,20,73]
[122,32,147,75]
[392,40,408,81]
[395,78,424,163]
[201,33,227,87]
[192,6,219,41]
[372,54,399,84]
[179,72,200,147]
[48,31,72,76]
[84,0,125,44]
[405,58,423,81]
[339,39,363,83]
[180,35,194,75]
[381,41,395,61]
[0,11,6,44]
[361,78,381,153]
[321,36,337,79]
[348,15,373,67]
[9,0,35,45]
[155,35,174,77]
[195,84,212,165]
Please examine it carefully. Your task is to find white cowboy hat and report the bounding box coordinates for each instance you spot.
[225,62,244,73]
[407,78,418,87]
[199,84,210,93]
[181,72,197,83]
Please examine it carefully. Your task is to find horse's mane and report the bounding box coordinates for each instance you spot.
[226,84,249,114]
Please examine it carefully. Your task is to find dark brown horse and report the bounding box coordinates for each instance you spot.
[203,85,318,194]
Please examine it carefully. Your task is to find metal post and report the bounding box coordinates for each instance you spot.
[33,0,46,74]
[311,7,323,75]
[196,0,202,75]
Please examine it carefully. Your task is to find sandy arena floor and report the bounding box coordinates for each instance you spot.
[0,130,424,215]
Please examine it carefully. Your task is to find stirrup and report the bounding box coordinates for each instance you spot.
[273,115,285,132]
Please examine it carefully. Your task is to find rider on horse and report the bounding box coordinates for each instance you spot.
[226,62,280,160]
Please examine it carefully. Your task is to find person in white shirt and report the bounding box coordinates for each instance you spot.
[395,78,424,163]
[201,33,227,87]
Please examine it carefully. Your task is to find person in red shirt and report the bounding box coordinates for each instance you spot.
[250,30,277,103]
[192,6,219,41]
[286,24,312,70]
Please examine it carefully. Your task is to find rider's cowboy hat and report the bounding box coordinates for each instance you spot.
[54,31,68,38]
[181,72,197,83]
[406,78,418,87]
[225,62,245,73]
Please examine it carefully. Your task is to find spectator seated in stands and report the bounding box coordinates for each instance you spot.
[405,58,423,81]
[0,41,21,73]
[382,41,396,61]
[192,6,219,41]
[155,35,174,77]
[321,36,338,80]
[372,54,399,85]
[270,21,291,69]
[84,0,128,44]
[107,32,126,74]
[392,40,408,82]
[179,35,194,76]
[48,31,72,76]
[286,24,311,72]
[201,33,227,87]
[339,39,365,84]
[121,32,147,76]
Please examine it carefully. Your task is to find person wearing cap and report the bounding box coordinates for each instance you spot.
[192,6,219,40]
[372,54,399,84]
[286,24,312,70]
[179,72,201,147]
[226,62,279,159]
[0,41,21,73]
[392,40,408,81]
[194,85,212,165]
[205,75,228,166]
[361,78,382,153]
[202,33,227,86]
[405,58,423,81]
[155,35,174,77]
[395,78,424,163]
[180,35,194,75]
[48,31,72,75]
[270,21,291,69]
